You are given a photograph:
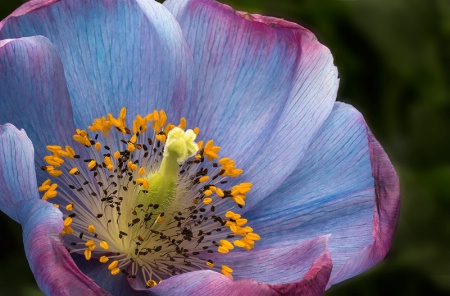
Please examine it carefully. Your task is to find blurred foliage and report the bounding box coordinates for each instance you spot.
[1,0,449,295]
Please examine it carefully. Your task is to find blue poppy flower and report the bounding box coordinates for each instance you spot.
[0,0,400,295]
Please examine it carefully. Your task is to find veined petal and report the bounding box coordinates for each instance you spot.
[0,36,77,180]
[164,0,338,208]
[212,236,330,285]
[328,127,400,286]
[0,124,36,222]
[17,199,109,296]
[0,0,195,129]
[244,102,399,286]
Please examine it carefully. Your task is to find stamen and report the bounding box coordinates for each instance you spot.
[39,108,258,287]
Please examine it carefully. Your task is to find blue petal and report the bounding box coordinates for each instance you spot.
[0,36,77,182]
[164,0,339,208]
[17,199,108,295]
[244,102,385,285]
[211,236,330,285]
[0,0,195,129]
[0,124,37,222]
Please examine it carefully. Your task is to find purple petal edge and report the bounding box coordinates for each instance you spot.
[18,199,109,296]
[329,127,400,285]
[0,0,59,30]
[272,250,332,296]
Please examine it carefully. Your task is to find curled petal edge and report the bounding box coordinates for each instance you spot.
[17,199,109,296]
[329,126,400,285]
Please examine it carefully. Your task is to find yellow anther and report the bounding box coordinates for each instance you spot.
[157,216,164,223]
[215,188,224,197]
[236,218,248,226]
[222,265,233,273]
[38,179,52,192]
[178,117,187,129]
[127,142,135,152]
[146,280,158,288]
[138,167,145,175]
[100,241,109,250]
[108,260,119,270]
[85,240,96,251]
[53,204,60,209]
[89,116,112,135]
[65,146,76,158]
[63,217,72,227]
[87,160,96,169]
[203,140,220,161]
[113,151,120,159]
[94,142,101,150]
[87,225,95,233]
[142,179,149,190]
[203,198,212,205]
[99,256,109,263]
[104,156,113,170]
[155,133,167,143]
[204,190,213,196]
[193,127,200,135]
[221,265,233,277]
[41,189,55,199]
[136,178,144,185]
[130,134,137,144]
[133,115,149,134]
[246,233,261,241]
[218,246,230,254]
[49,169,63,177]
[199,176,209,183]
[233,240,246,248]
[206,261,214,268]
[69,167,79,175]
[65,204,74,211]
[73,129,91,147]
[220,240,234,250]
[46,145,63,153]
[111,268,121,275]
[84,249,92,260]
[234,196,246,206]
[225,211,241,220]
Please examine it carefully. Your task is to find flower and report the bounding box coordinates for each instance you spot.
[0,0,400,295]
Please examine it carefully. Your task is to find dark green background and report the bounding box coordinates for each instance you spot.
[1,0,449,295]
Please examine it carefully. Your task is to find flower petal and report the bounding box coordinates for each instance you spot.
[0,0,195,129]
[328,126,400,286]
[0,36,77,176]
[244,102,399,285]
[0,124,36,222]
[72,254,148,296]
[17,198,109,296]
[164,0,338,207]
[213,236,330,285]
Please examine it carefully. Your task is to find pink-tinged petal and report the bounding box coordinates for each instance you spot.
[0,0,59,30]
[272,251,332,296]
[146,237,331,295]
[17,199,109,296]
[0,0,195,129]
[244,102,399,285]
[0,36,77,180]
[164,0,338,208]
[328,127,400,286]
[0,124,36,222]
[210,236,330,285]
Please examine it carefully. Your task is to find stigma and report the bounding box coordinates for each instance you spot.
[38,108,259,287]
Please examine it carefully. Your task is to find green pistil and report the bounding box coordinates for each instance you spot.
[136,127,198,215]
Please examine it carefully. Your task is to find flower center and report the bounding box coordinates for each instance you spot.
[38,108,259,287]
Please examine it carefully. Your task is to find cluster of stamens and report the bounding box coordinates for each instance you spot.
[38,108,259,288]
